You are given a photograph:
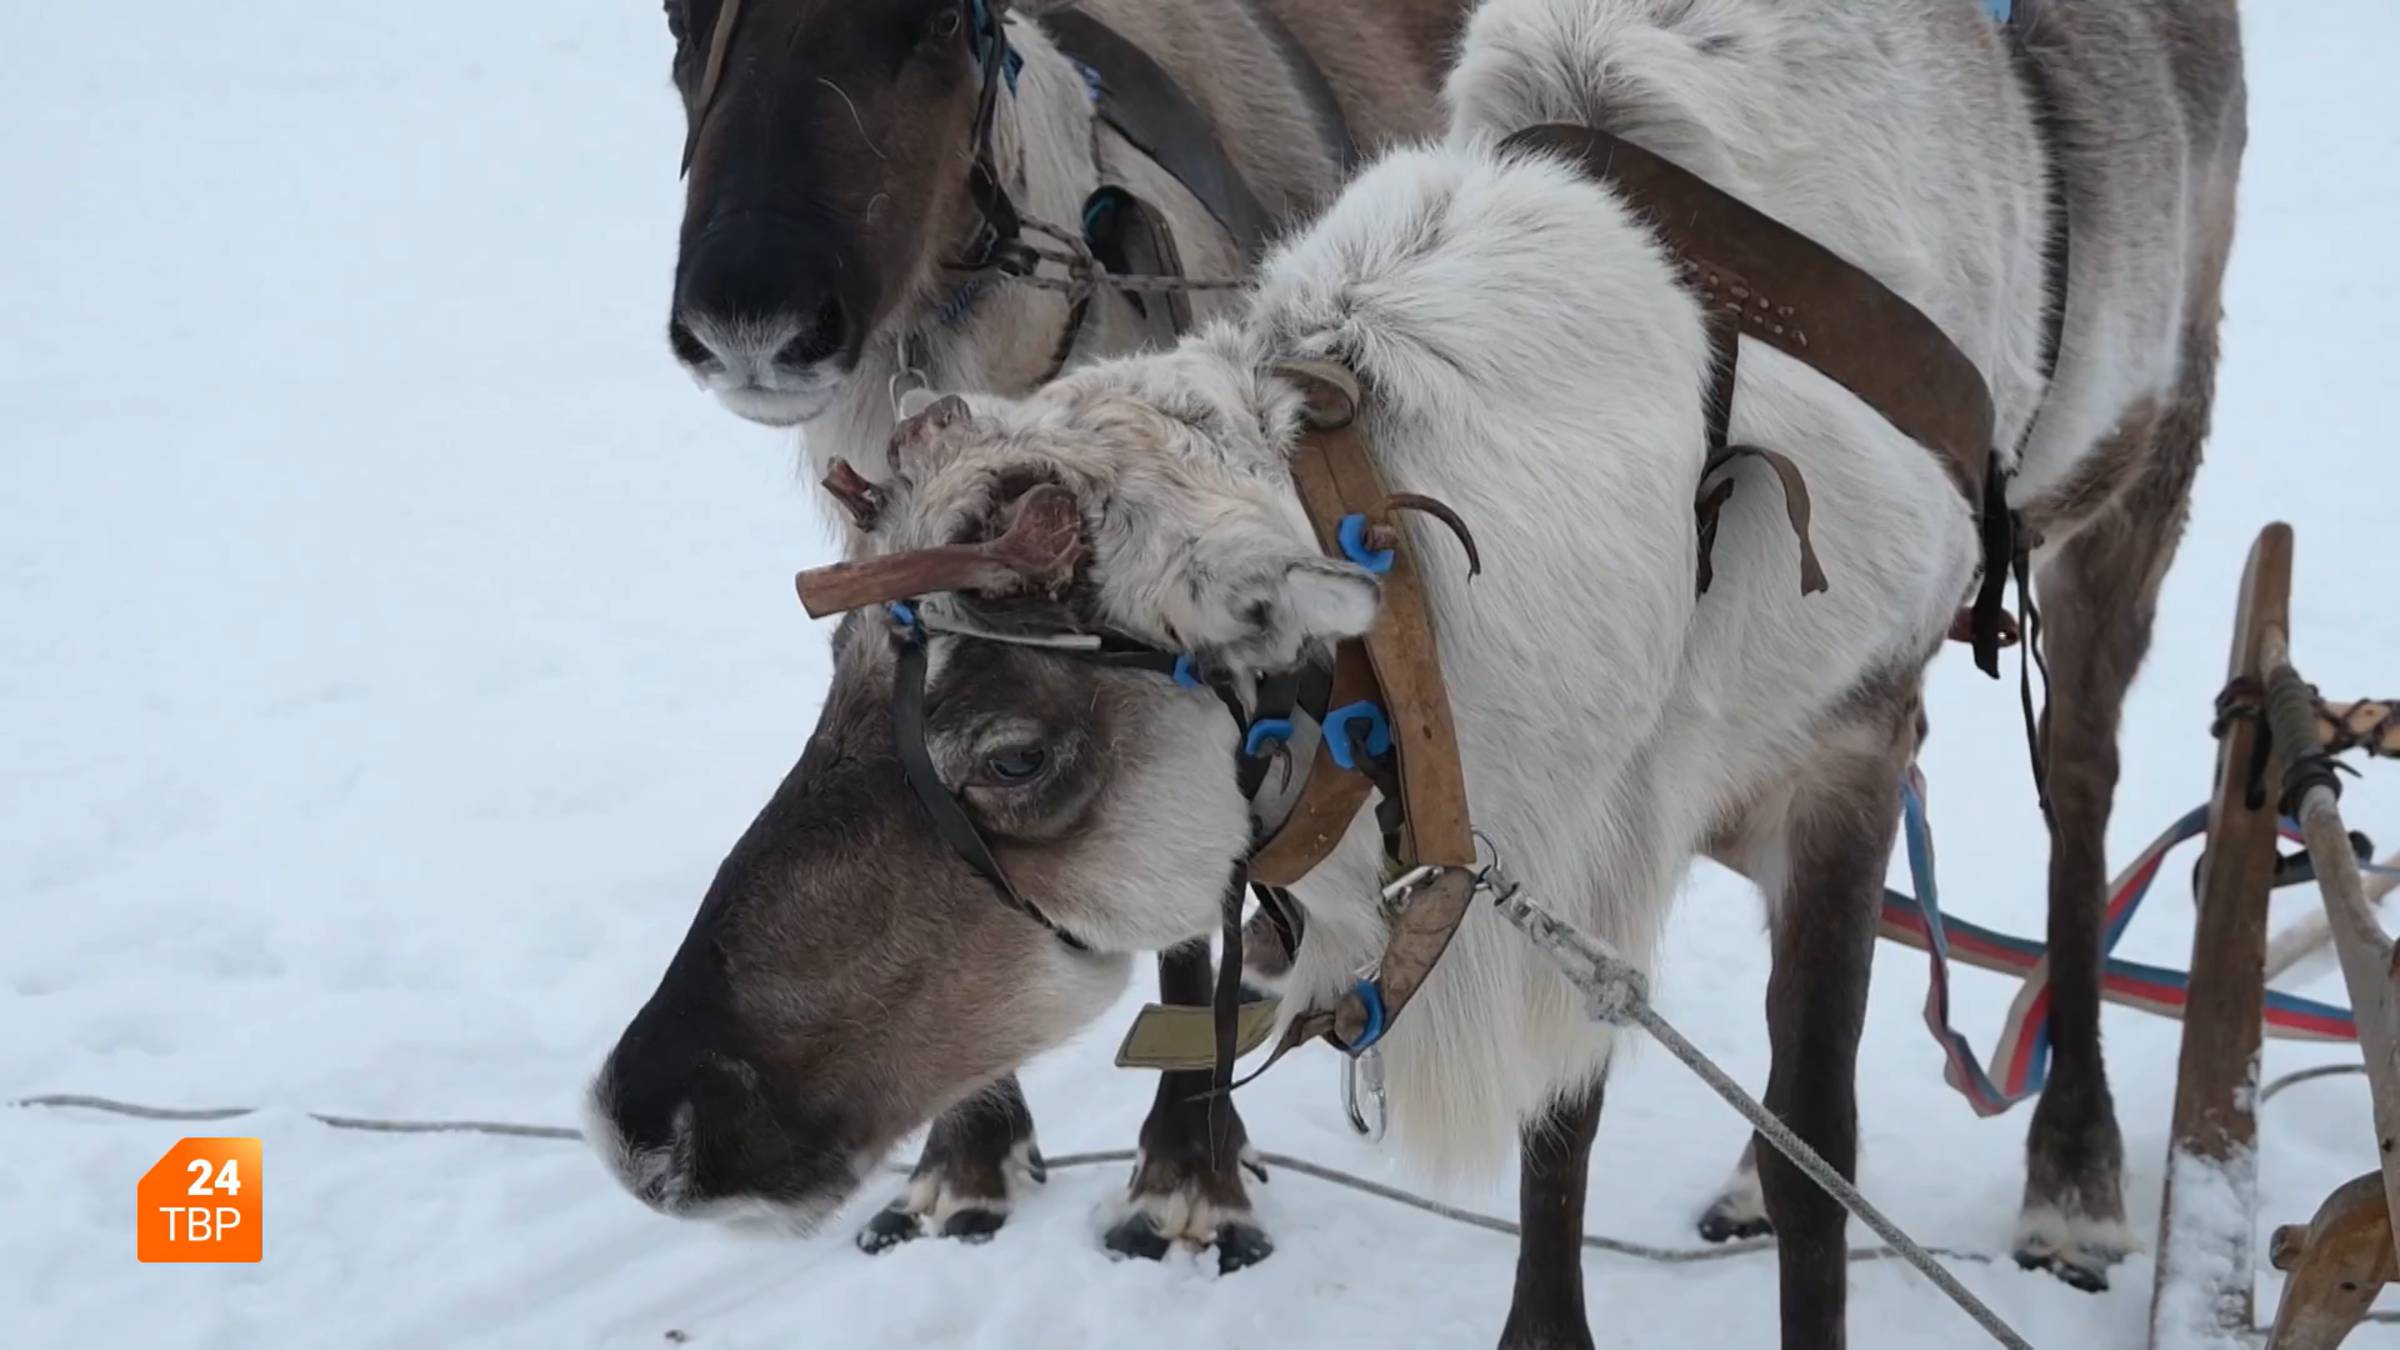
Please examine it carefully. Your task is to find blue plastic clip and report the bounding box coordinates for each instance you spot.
[1347,978,1388,1051]
[887,601,921,633]
[1172,652,1205,690]
[1337,514,1395,574]
[1245,717,1294,759]
[1323,701,1393,771]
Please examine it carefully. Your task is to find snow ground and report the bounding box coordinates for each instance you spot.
[3,2,2396,1346]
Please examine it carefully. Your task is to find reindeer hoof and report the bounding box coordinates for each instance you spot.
[1101,1142,1274,1271]
[1103,1210,1174,1261]
[940,1208,1008,1244]
[856,1203,925,1254]
[1696,1203,1774,1244]
[1214,1220,1275,1273]
[2012,1204,2135,1292]
[1696,1160,1772,1244]
[1101,1208,1276,1273]
[856,1190,1018,1254]
[2013,1246,2112,1292]
[854,1135,1045,1255]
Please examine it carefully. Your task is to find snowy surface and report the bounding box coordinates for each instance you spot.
[2153,1146,2260,1350]
[4,2,2398,1347]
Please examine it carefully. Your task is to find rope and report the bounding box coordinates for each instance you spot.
[1490,887,2037,1350]
[2258,1062,2367,1104]
[17,1089,2400,1330]
[0,1092,2000,1267]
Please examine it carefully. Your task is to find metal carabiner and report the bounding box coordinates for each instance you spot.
[1379,863,1440,908]
[1342,1046,1387,1142]
[888,331,934,421]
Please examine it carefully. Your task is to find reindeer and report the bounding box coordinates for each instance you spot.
[652,0,1471,1266]
[597,0,2245,1343]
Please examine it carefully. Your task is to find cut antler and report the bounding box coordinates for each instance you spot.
[793,483,1085,619]
[823,458,887,533]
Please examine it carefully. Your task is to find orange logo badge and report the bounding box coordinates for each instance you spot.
[138,1137,262,1262]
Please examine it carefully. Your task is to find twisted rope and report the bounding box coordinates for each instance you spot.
[0,1093,1997,1266]
[15,1088,2396,1329]
[1492,887,2038,1349]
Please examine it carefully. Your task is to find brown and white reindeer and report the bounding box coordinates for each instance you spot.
[597,0,2245,1344]
[649,0,1471,1265]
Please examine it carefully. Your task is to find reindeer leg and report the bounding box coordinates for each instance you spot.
[1757,679,1918,1349]
[1103,939,1272,1272]
[2016,354,2211,1289]
[857,1074,1043,1251]
[1497,1076,1606,1350]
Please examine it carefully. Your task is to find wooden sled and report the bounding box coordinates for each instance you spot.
[2148,523,2400,1348]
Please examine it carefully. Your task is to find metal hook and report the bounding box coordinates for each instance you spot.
[1380,492,1484,579]
[889,331,933,421]
[1342,1047,1387,1141]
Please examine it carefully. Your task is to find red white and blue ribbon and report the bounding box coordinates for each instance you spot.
[1880,767,2393,1117]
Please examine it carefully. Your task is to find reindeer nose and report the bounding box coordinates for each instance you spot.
[592,1033,794,1214]
[671,213,855,375]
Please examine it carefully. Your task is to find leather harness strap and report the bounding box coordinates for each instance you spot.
[1216,127,2027,1072]
[1277,369,1477,875]
[1499,123,2005,645]
[1504,124,1995,505]
[1247,641,1378,886]
[1041,10,1280,262]
[1187,361,1482,1063]
[1083,188,1193,348]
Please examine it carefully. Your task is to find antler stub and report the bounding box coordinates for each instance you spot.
[823,458,887,533]
[794,483,1086,619]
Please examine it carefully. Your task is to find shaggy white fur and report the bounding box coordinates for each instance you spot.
[866,0,2204,1177]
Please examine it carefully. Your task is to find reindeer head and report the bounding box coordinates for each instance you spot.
[662,0,1016,427]
[588,366,1383,1229]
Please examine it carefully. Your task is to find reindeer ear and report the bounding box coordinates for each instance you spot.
[1132,537,1382,673]
[889,393,975,480]
[822,458,887,533]
[1279,557,1382,641]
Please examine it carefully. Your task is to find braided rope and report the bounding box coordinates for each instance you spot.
[1491,889,2036,1350]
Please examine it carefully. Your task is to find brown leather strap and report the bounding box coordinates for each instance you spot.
[1114,999,1284,1070]
[1278,371,1476,873]
[1272,361,1481,1054]
[1249,642,1378,886]
[1502,123,1994,511]
[1335,868,1479,1047]
[1083,186,1192,346]
[1698,444,1829,597]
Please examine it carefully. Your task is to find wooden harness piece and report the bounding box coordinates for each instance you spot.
[1273,361,1481,1053]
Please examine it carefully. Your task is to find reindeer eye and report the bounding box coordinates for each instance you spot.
[982,746,1048,784]
[927,7,963,41]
